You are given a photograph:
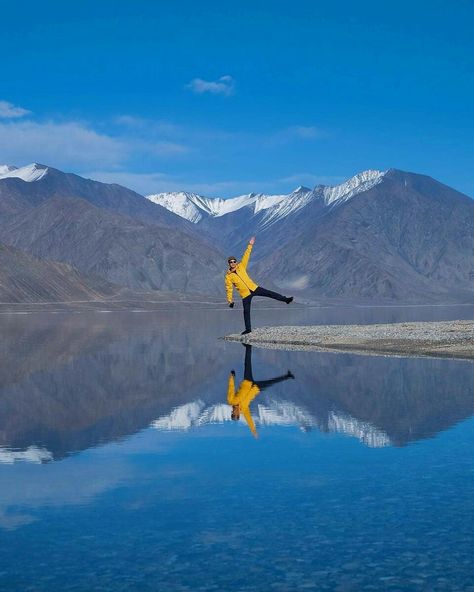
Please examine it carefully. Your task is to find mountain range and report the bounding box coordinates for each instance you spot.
[148,169,474,302]
[1,163,473,303]
[0,163,225,298]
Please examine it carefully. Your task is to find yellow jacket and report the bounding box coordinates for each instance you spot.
[227,374,260,438]
[225,243,258,303]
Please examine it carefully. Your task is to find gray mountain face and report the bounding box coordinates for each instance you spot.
[0,242,118,303]
[0,164,197,232]
[2,164,473,302]
[0,196,225,294]
[252,170,474,301]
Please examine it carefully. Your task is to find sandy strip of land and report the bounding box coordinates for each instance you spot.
[223,320,474,360]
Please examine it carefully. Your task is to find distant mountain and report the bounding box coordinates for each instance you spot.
[146,170,385,251]
[254,169,474,301]
[0,196,225,293]
[0,241,118,303]
[0,164,226,294]
[2,163,474,303]
[147,169,474,302]
[0,163,199,232]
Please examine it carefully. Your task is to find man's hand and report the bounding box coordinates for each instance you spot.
[229,302,234,308]
[249,236,255,245]
[231,370,236,376]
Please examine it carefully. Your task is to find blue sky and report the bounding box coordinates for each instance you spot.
[0,0,473,196]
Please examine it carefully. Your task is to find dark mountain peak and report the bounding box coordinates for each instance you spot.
[382,168,473,203]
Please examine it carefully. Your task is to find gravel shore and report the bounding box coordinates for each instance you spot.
[224,320,474,360]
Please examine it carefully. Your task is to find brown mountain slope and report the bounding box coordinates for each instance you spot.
[0,242,118,303]
[0,196,225,293]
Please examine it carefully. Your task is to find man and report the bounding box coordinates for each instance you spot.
[225,236,293,335]
[227,344,294,438]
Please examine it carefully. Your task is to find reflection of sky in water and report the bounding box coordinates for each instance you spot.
[0,306,473,590]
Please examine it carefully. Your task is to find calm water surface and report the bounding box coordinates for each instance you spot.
[1,305,474,591]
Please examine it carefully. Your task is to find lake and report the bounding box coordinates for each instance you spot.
[1,304,474,591]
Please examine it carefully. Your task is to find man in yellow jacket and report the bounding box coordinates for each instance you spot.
[227,344,294,437]
[225,236,293,334]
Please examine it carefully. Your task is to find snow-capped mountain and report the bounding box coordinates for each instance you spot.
[0,162,49,182]
[146,170,386,226]
[151,398,391,447]
[147,190,289,223]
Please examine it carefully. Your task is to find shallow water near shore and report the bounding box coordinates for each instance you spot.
[1,305,474,591]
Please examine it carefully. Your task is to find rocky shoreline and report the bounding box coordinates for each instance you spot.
[224,320,474,360]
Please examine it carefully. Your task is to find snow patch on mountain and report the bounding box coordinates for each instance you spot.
[146,191,288,222]
[321,170,386,205]
[147,191,204,223]
[146,170,386,225]
[0,163,49,183]
[151,400,205,430]
[327,411,391,447]
[257,186,314,228]
[0,445,53,464]
[0,165,18,176]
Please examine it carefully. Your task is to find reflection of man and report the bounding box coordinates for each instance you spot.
[227,345,294,438]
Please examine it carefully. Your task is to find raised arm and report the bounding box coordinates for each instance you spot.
[240,237,255,270]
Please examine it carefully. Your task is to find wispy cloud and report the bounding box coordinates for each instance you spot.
[0,120,126,168]
[266,125,326,146]
[0,100,31,119]
[288,125,325,139]
[186,75,235,96]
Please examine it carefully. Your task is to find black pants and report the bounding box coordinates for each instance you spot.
[243,345,291,390]
[242,286,287,331]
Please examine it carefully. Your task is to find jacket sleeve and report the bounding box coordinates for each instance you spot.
[227,374,236,404]
[242,406,258,438]
[240,242,253,270]
[225,274,234,303]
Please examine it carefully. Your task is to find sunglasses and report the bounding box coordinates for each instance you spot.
[229,260,237,264]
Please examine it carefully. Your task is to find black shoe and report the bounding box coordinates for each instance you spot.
[287,370,295,379]
[285,296,294,304]
[241,329,252,335]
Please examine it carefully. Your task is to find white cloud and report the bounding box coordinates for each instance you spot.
[0,120,127,168]
[0,100,31,119]
[266,125,326,146]
[288,125,324,139]
[186,75,235,96]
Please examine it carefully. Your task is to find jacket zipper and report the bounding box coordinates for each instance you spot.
[231,269,253,293]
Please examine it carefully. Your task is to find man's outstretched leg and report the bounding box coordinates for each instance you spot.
[253,286,293,304]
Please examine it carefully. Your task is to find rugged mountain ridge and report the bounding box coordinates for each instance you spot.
[1,163,473,303]
[253,169,474,301]
[148,168,474,302]
[0,164,226,295]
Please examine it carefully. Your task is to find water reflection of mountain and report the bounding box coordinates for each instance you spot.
[0,313,235,460]
[1,313,473,461]
[258,349,474,446]
[152,345,474,447]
